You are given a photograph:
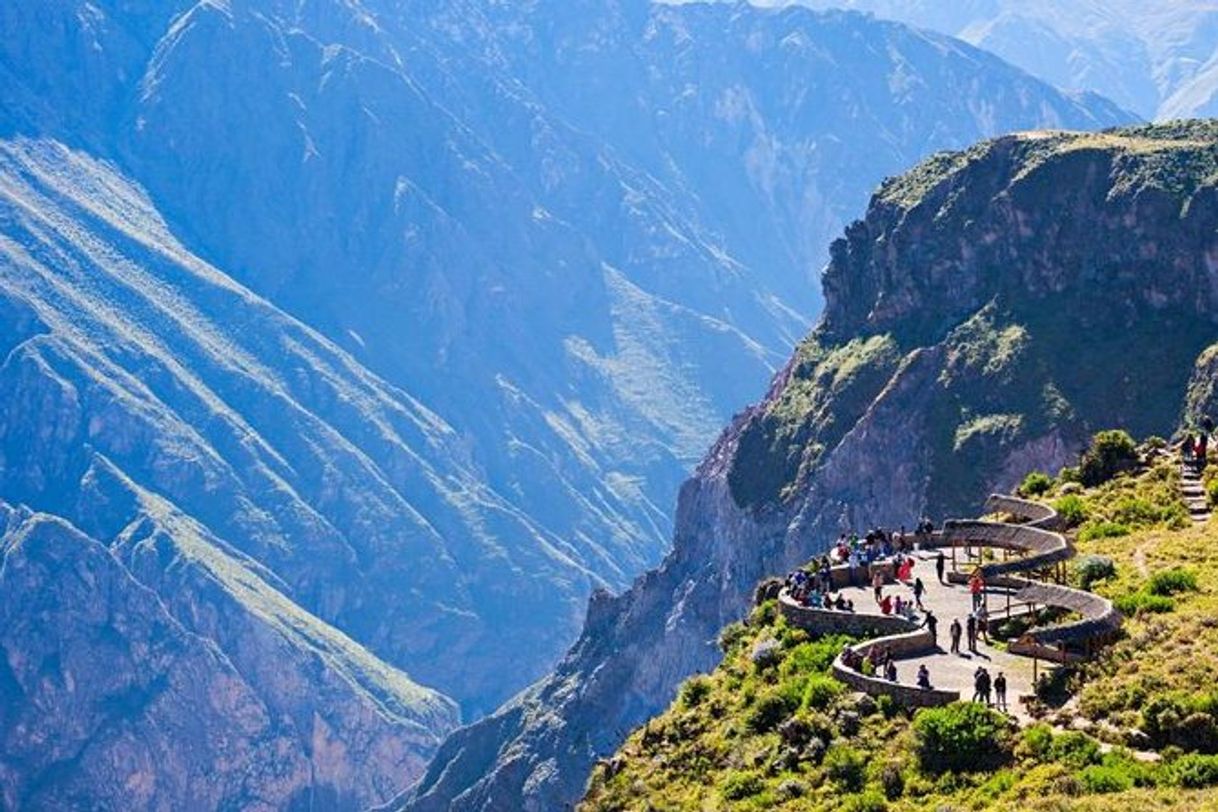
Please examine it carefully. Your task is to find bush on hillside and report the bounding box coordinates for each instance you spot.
[1047,730,1102,769]
[1114,591,1175,616]
[1079,430,1139,487]
[1143,693,1218,752]
[801,675,843,710]
[1167,753,1218,788]
[913,702,1012,774]
[679,675,712,708]
[719,622,748,653]
[824,744,867,791]
[1207,478,1218,508]
[719,770,765,800]
[1053,494,1089,528]
[1146,567,1198,596]
[1078,522,1129,544]
[1077,763,1134,793]
[1073,554,1116,589]
[748,689,795,734]
[1019,471,1054,497]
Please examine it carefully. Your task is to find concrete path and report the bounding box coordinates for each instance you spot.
[833,549,1045,721]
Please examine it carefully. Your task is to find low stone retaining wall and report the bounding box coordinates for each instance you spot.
[831,629,959,707]
[779,593,913,637]
[800,493,1122,707]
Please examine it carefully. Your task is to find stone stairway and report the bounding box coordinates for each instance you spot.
[1180,463,1211,524]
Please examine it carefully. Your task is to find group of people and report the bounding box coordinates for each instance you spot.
[786,520,945,612]
[948,606,991,654]
[972,666,1008,710]
[784,565,856,612]
[1182,418,1213,472]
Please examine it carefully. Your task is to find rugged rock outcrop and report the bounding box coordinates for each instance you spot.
[0,501,454,811]
[403,121,1218,811]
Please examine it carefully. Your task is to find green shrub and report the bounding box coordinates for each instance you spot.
[1114,591,1175,615]
[782,636,851,676]
[1077,763,1134,794]
[1048,731,1102,769]
[1146,567,1198,596]
[1109,496,1189,529]
[824,745,868,792]
[913,703,1012,774]
[679,675,712,708]
[876,694,898,719]
[1142,693,1218,752]
[1079,430,1139,487]
[1078,523,1129,544]
[748,690,794,734]
[1019,471,1054,497]
[1111,497,1161,526]
[1016,723,1054,760]
[1207,478,1218,508]
[1167,753,1218,788]
[1073,554,1117,589]
[720,770,765,800]
[751,599,779,627]
[1053,494,1089,528]
[719,622,749,653]
[841,789,888,812]
[801,674,843,710]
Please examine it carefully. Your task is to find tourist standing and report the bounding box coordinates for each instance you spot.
[969,570,986,611]
[920,610,938,646]
[994,672,1008,712]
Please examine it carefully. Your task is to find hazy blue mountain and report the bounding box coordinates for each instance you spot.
[0,4,1136,804]
[0,1,1140,808]
[0,136,480,805]
[0,0,1129,711]
[763,0,1218,120]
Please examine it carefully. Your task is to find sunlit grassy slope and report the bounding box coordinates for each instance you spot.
[582,436,1218,811]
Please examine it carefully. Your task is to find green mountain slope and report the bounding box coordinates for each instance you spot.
[583,447,1218,811]
[408,120,1218,812]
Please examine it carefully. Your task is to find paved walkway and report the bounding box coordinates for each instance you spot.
[834,549,1044,721]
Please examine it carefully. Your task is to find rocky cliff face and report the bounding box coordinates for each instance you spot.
[0,500,454,811]
[404,121,1218,810]
[0,138,471,807]
[0,0,1131,717]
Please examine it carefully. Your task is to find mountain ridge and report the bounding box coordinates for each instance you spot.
[404,120,1218,811]
[0,0,1133,719]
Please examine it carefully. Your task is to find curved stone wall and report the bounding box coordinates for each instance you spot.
[782,493,1123,706]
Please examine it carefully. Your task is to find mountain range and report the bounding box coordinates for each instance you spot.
[756,0,1218,121]
[0,0,1138,806]
[405,121,1218,810]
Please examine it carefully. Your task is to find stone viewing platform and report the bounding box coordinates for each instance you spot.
[774,495,1123,720]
